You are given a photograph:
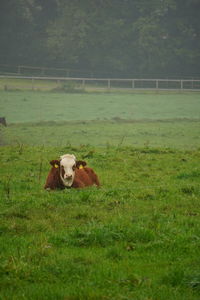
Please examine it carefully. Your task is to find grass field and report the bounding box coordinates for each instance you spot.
[1,91,200,123]
[0,90,200,299]
[2,120,200,150]
[0,145,200,299]
[0,90,200,149]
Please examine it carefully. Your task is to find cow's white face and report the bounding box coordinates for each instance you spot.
[59,154,76,187]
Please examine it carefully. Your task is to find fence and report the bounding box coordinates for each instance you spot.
[0,75,200,91]
[1,63,200,80]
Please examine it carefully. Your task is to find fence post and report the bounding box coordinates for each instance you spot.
[181,80,183,90]
[32,78,34,90]
[132,80,135,89]
[156,80,159,89]
[108,79,111,89]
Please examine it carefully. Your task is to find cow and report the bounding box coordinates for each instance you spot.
[44,154,100,190]
[0,117,7,127]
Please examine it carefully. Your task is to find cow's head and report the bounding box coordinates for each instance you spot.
[59,154,77,187]
[50,154,87,187]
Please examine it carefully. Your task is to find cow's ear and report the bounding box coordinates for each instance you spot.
[50,160,60,168]
[76,160,87,169]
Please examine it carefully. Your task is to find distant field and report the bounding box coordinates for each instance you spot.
[1,90,200,123]
[0,90,200,149]
[0,77,58,91]
[1,120,199,150]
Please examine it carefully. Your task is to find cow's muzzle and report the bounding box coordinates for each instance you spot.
[64,174,72,180]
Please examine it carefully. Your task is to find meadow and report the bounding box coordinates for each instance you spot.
[1,90,200,149]
[0,90,200,299]
[1,90,200,124]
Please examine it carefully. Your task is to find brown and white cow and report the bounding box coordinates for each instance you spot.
[44,154,100,190]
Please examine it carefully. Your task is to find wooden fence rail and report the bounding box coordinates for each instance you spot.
[0,75,200,91]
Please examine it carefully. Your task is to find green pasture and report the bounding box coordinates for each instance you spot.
[1,120,200,150]
[0,145,200,299]
[0,90,200,149]
[0,90,200,299]
[1,91,200,123]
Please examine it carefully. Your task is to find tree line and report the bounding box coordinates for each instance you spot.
[0,0,200,78]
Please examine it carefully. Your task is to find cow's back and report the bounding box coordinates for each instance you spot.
[83,167,100,186]
[72,167,100,188]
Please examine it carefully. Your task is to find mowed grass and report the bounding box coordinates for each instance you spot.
[0,90,200,149]
[0,144,200,299]
[1,90,200,123]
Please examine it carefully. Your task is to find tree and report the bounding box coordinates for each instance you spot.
[0,0,58,66]
[0,0,200,78]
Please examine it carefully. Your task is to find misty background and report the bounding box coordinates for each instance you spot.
[0,0,200,79]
